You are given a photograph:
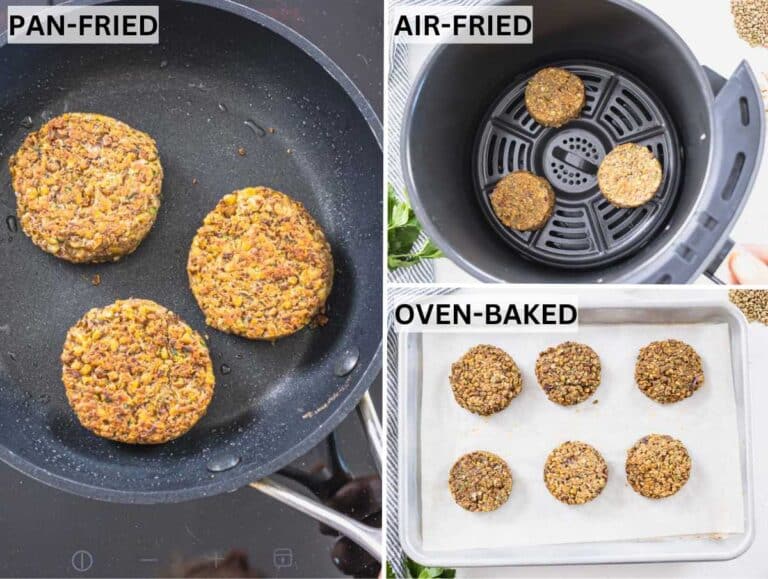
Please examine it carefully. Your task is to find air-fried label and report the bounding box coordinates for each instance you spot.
[392,6,533,44]
[8,5,159,44]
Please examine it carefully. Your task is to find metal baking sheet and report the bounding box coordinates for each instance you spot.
[398,296,753,567]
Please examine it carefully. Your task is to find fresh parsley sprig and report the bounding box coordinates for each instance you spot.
[387,184,443,270]
[387,559,456,578]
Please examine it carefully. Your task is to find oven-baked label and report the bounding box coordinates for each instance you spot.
[394,294,577,332]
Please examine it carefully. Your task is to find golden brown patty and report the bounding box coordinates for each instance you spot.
[597,143,662,208]
[626,434,691,499]
[544,441,608,505]
[10,113,163,263]
[635,339,704,404]
[450,345,522,416]
[525,67,585,128]
[187,187,333,340]
[61,299,215,444]
[490,171,555,231]
[448,451,513,512]
[535,341,601,405]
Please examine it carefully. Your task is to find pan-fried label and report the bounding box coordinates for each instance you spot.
[392,6,533,44]
[8,5,159,44]
[394,294,578,333]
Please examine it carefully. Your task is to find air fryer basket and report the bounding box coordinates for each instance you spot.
[403,0,765,283]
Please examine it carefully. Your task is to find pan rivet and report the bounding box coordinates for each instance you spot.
[207,455,241,473]
[334,347,360,377]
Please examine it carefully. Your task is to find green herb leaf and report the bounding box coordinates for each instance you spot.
[386,562,397,579]
[387,184,444,270]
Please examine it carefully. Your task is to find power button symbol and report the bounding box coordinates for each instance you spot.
[71,550,93,573]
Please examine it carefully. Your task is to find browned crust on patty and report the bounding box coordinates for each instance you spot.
[10,113,163,263]
[61,299,215,444]
[626,434,691,499]
[597,143,662,208]
[544,441,608,505]
[450,344,522,415]
[635,339,704,403]
[535,341,601,405]
[449,450,513,512]
[525,67,585,128]
[187,187,334,340]
[490,171,555,231]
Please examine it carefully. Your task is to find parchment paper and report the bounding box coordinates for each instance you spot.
[420,323,745,550]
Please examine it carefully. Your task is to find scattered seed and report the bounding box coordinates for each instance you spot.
[91,274,101,286]
[731,0,768,47]
[729,289,768,324]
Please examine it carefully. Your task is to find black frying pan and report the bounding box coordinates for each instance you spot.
[0,0,382,504]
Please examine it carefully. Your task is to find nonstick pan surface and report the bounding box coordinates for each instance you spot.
[0,0,382,503]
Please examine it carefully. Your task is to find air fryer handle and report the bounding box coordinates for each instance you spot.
[703,62,765,278]
[652,61,764,283]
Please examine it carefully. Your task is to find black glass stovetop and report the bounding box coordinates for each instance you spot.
[0,1,383,577]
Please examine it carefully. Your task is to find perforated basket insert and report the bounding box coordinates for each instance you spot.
[473,62,682,269]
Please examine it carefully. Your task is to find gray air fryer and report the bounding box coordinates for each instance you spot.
[402,0,766,284]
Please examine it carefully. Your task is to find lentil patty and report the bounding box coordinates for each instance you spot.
[10,113,163,263]
[626,434,691,499]
[490,171,555,231]
[635,339,704,403]
[535,341,601,405]
[61,299,215,444]
[544,441,608,505]
[525,67,585,128]
[450,345,522,415]
[187,187,333,340]
[597,143,662,208]
[448,450,513,512]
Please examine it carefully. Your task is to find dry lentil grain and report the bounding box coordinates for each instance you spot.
[729,289,768,324]
[731,0,768,47]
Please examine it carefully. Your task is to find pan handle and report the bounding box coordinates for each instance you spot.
[356,391,383,474]
[249,478,382,557]
[250,391,383,558]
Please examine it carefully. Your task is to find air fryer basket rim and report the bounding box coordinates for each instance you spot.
[401,0,739,284]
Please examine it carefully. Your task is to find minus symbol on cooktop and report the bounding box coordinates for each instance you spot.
[139,558,159,563]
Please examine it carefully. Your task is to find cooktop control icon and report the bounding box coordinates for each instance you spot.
[71,550,93,573]
[273,548,293,569]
